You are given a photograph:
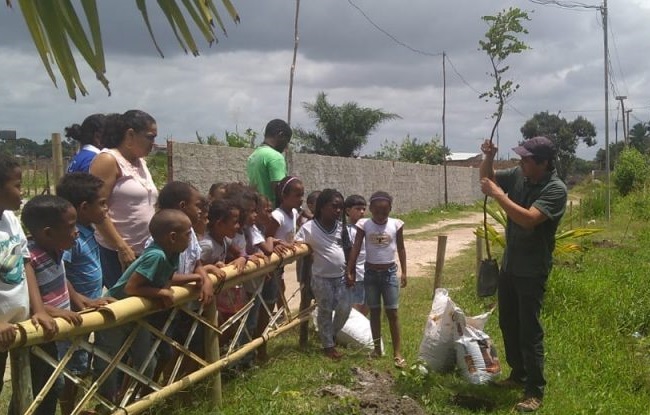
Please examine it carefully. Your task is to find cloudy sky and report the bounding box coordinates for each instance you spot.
[1,0,649,160]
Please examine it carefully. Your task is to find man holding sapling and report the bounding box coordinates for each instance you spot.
[479,136,567,412]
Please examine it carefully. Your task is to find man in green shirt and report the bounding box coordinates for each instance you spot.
[479,136,567,413]
[247,119,292,205]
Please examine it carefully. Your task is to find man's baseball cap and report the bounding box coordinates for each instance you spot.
[512,136,556,160]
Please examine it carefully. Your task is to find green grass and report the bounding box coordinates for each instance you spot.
[5,191,650,414]
[153,205,650,414]
[396,202,480,229]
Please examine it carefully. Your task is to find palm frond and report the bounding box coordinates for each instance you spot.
[7,0,239,99]
[476,203,604,256]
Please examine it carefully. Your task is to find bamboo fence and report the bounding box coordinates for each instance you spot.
[7,244,311,415]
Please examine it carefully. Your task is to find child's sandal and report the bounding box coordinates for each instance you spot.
[393,356,407,369]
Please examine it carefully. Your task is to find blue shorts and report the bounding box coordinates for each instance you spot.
[56,339,90,376]
[364,264,400,310]
[350,281,365,305]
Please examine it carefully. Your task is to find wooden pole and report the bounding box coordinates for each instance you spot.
[475,234,483,277]
[442,52,448,206]
[166,139,174,183]
[433,235,448,292]
[569,200,573,229]
[204,300,222,409]
[10,348,33,414]
[287,0,301,125]
[52,133,63,185]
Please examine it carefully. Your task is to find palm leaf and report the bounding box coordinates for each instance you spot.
[476,203,604,256]
[8,0,240,99]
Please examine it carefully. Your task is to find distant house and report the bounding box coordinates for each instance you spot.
[0,130,17,141]
[446,152,482,162]
[446,151,518,169]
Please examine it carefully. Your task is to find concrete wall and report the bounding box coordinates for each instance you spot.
[170,142,483,213]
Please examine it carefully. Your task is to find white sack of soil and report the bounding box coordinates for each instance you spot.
[455,325,501,385]
[312,308,384,352]
[417,288,464,372]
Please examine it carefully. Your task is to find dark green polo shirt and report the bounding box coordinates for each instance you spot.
[495,167,567,278]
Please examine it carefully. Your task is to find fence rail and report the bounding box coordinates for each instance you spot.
[7,245,310,415]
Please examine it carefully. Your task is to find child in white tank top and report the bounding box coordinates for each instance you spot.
[346,191,407,368]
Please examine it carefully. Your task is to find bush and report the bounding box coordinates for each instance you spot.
[613,148,649,196]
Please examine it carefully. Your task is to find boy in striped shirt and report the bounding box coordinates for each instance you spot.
[22,195,83,415]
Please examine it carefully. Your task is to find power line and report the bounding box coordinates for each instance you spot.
[528,0,601,11]
[346,0,443,57]
[347,0,527,118]
[608,18,630,97]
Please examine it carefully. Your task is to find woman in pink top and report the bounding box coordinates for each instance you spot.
[90,110,158,288]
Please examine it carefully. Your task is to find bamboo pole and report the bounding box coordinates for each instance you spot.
[121,309,314,415]
[9,245,310,348]
[433,235,448,292]
[204,299,222,409]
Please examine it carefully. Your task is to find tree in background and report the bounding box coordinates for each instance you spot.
[5,1,240,99]
[595,141,624,171]
[372,136,449,165]
[628,122,650,155]
[520,111,596,180]
[0,136,75,158]
[293,92,399,157]
[195,128,257,148]
[613,147,649,196]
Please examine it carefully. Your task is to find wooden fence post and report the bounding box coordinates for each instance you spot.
[52,133,63,186]
[10,348,33,413]
[476,235,483,277]
[433,235,448,294]
[167,139,174,183]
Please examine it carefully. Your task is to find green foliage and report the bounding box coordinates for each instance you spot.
[195,128,257,148]
[372,135,449,165]
[479,7,530,141]
[294,92,400,157]
[7,0,239,100]
[474,203,603,257]
[579,182,610,220]
[146,152,168,189]
[520,111,597,180]
[0,137,76,159]
[629,122,650,155]
[613,147,649,196]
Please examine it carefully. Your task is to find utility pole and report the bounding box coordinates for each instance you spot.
[626,109,633,143]
[603,1,610,221]
[442,52,448,206]
[615,95,627,146]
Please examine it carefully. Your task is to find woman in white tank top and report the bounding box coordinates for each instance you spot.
[90,110,158,288]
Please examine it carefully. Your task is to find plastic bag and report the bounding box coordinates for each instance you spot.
[312,307,384,352]
[455,321,501,384]
[418,288,462,372]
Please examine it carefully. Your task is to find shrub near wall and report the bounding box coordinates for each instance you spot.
[171,143,484,213]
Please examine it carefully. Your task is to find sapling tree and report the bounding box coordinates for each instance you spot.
[479,7,531,144]
[477,8,530,294]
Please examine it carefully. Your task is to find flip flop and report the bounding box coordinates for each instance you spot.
[394,356,407,369]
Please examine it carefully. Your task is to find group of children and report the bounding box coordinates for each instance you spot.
[0,151,408,413]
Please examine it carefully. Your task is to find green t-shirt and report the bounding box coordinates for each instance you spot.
[495,167,567,278]
[107,243,179,300]
[246,145,287,205]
